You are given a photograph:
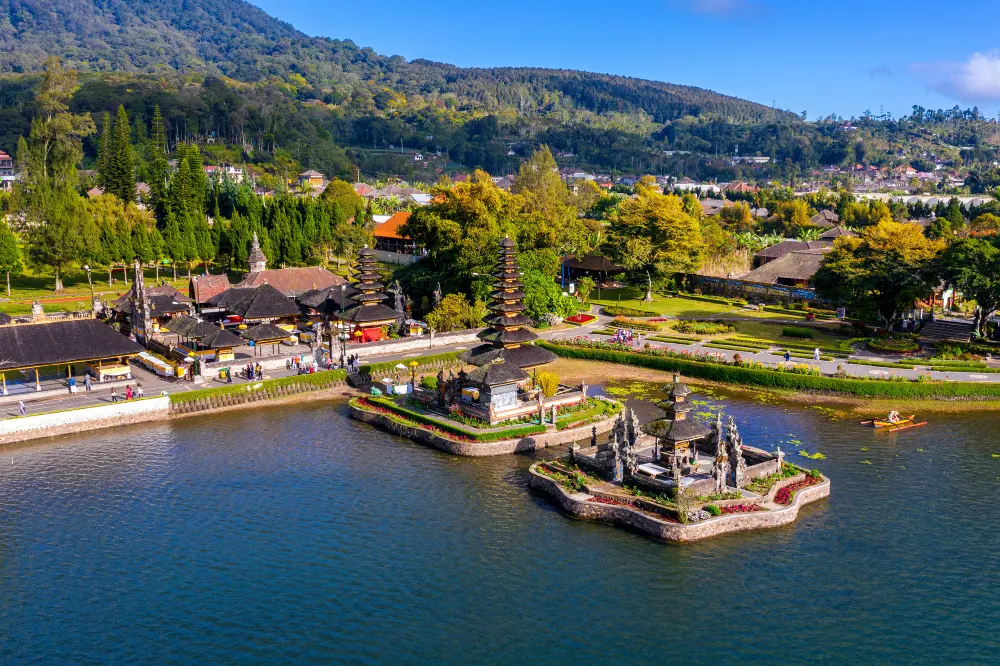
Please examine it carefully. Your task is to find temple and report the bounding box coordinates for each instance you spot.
[336,247,401,342]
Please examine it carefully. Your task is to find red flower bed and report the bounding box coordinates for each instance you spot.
[774,476,822,505]
[566,313,598,325]
[588,496,633,507]
[721,503,764,514]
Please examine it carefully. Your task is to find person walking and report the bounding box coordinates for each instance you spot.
[18,401,26,417]
[813,347,821,363]
[68,377,76,395]
[84,373,92,392]
[125,385,133,401]
[136,382,144,399]
[783,350,791,364]
[110,387,119,403]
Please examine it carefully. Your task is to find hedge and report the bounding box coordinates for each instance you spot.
[359,396,548,442]
[538,341,1000,399]
[782,326,814,339]
[169,369,348,404]
[362,351,462,378]
[603,305,658,317]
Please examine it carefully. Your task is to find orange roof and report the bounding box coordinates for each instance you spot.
[374,211,411,240]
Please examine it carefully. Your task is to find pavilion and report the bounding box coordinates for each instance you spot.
[240,322,294,356]
[641,375,712,470]
[0,316,142,394]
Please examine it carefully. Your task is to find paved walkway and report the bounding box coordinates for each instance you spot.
[4,306,996,420]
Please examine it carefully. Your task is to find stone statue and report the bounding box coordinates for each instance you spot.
[628,408,641,450]
[622,410,639,477]
[775,446,785,471]
[607,420,623,483]
[436,369,446,408]
[712,412,728,495]
[580,382,587,400]
[590,425,598,448]
[433,282,443,308]
[726,416,748,489]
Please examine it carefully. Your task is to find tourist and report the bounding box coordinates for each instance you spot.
[125,385,133,401]
[18,401,25,417]
[888,410,901,423]
[255,363,262,380]
[84,373,92,392]
[68,376,76,394]
[136,382,144,399]
[813,348,821,363]
[110,387,119,403]
[783,351,791,364]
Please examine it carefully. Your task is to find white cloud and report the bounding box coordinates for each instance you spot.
[913,51,1000,101]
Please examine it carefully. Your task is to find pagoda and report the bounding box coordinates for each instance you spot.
[641,374,711,469]
[337,247,400,342]
[460,236,557,370]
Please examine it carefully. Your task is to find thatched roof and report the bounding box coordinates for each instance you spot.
[0,319,142,371]
[641,417,711,443]
[198,327,245,349]
[460,343,557,369]
[240,323,292,343]
[741,249,829,284]
[466,359,529,386]
[224,284,300,320]
[563,254,624,274]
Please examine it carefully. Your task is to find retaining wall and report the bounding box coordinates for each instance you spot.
[529,464,830,543]
[0,397,171,445]
[169,379,347,416]
[348,402,621,456]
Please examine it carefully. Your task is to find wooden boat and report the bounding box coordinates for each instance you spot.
[859,415,927,431]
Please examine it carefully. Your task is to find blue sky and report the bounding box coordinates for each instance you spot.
[251,0,1000,119]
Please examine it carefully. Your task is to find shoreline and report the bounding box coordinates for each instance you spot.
[548,357,1000,415]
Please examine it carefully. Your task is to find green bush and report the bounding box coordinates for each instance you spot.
[362,351,461,378]
[673,320,734,335]
[169,369,348,404]
[782,326,814,339]
[604,305,657,317]
[420,375,439,390]
[704,504,722,516]
[867,338,919,353]
[538,341,1000,399]
[610,316,661,331]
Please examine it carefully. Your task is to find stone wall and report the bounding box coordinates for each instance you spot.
[0,397,171,445]
[169,379,347,416]
[348,402,621,457]
[529,464,830,543]
[349,329,481,361]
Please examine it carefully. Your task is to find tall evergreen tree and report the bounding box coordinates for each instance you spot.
[96,110,112,190]
[0,219,21,296]
[108,104,136,202]
[148,105,169,216]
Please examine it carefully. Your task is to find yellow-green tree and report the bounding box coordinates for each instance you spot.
[605,177,704,300]
[813,221,944,329]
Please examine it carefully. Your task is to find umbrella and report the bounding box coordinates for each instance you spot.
[394,363,407,370]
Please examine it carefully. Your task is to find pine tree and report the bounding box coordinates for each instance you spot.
[96,111,112,190]
[0,219,21,296]
[108,105,135,202]
[148,105,169,216]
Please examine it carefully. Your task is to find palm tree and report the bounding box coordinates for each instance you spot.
[797,227,823,241]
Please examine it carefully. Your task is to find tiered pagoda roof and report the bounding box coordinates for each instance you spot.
[460,236,557,370]
[338,247,400,325]
[641,374,711,443]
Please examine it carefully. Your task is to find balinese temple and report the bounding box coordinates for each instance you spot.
[460,236,557,370]
[337,247,400,342]
[641,374,711,469]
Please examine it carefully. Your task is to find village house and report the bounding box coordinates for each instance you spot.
[0,149,16,191]
[297,169,325,190]
[203,164,245,183]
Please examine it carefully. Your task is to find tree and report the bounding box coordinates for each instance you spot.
[24,186,98,292]
[107,105,136,202]
[942,237,1000,337]
[604,177,703,300]
[424,293,485,332]
[971,213,1000,233]
[719,201,754,231]
[96,111,112,190]
[813,221,944,329]
[0,219,21,296]
[26,58,95,183]
[521,269,578,321]
[148,105,169,215]
[577,276,595,304]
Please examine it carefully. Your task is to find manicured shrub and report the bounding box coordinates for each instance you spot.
[704,504,721,516]
[604,305,657,317]
[420,375,439,390]
[536,371,560,397]
[674,319,734,335]
[867,337,919,353]
[781,326,814,339]
[610,316,661,331]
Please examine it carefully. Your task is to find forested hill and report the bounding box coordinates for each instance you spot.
[0,0,788,123]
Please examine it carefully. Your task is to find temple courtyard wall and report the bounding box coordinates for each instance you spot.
[348,402,620,456]
[529,465,830,543]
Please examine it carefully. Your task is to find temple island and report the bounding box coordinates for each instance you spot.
[349,237,624,455]
[529,375,830,543]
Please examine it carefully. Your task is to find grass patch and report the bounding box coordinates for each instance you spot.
[649,335,702,345]
[356,396,547,442]
[169,369,348,404]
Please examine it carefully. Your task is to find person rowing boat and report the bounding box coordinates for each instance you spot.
[887,410,902,424]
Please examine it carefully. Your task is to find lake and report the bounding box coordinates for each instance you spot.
[1,387,998,664]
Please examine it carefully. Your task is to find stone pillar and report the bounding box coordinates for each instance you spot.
[551,403,557,425]
[568,444,579,464]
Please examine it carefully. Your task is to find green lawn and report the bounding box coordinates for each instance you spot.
[725,320,848,348]
[588,288,805,320]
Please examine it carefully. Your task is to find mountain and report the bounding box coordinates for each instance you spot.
[0,0,788,124]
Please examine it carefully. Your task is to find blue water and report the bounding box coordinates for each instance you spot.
[1,391,999,664]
